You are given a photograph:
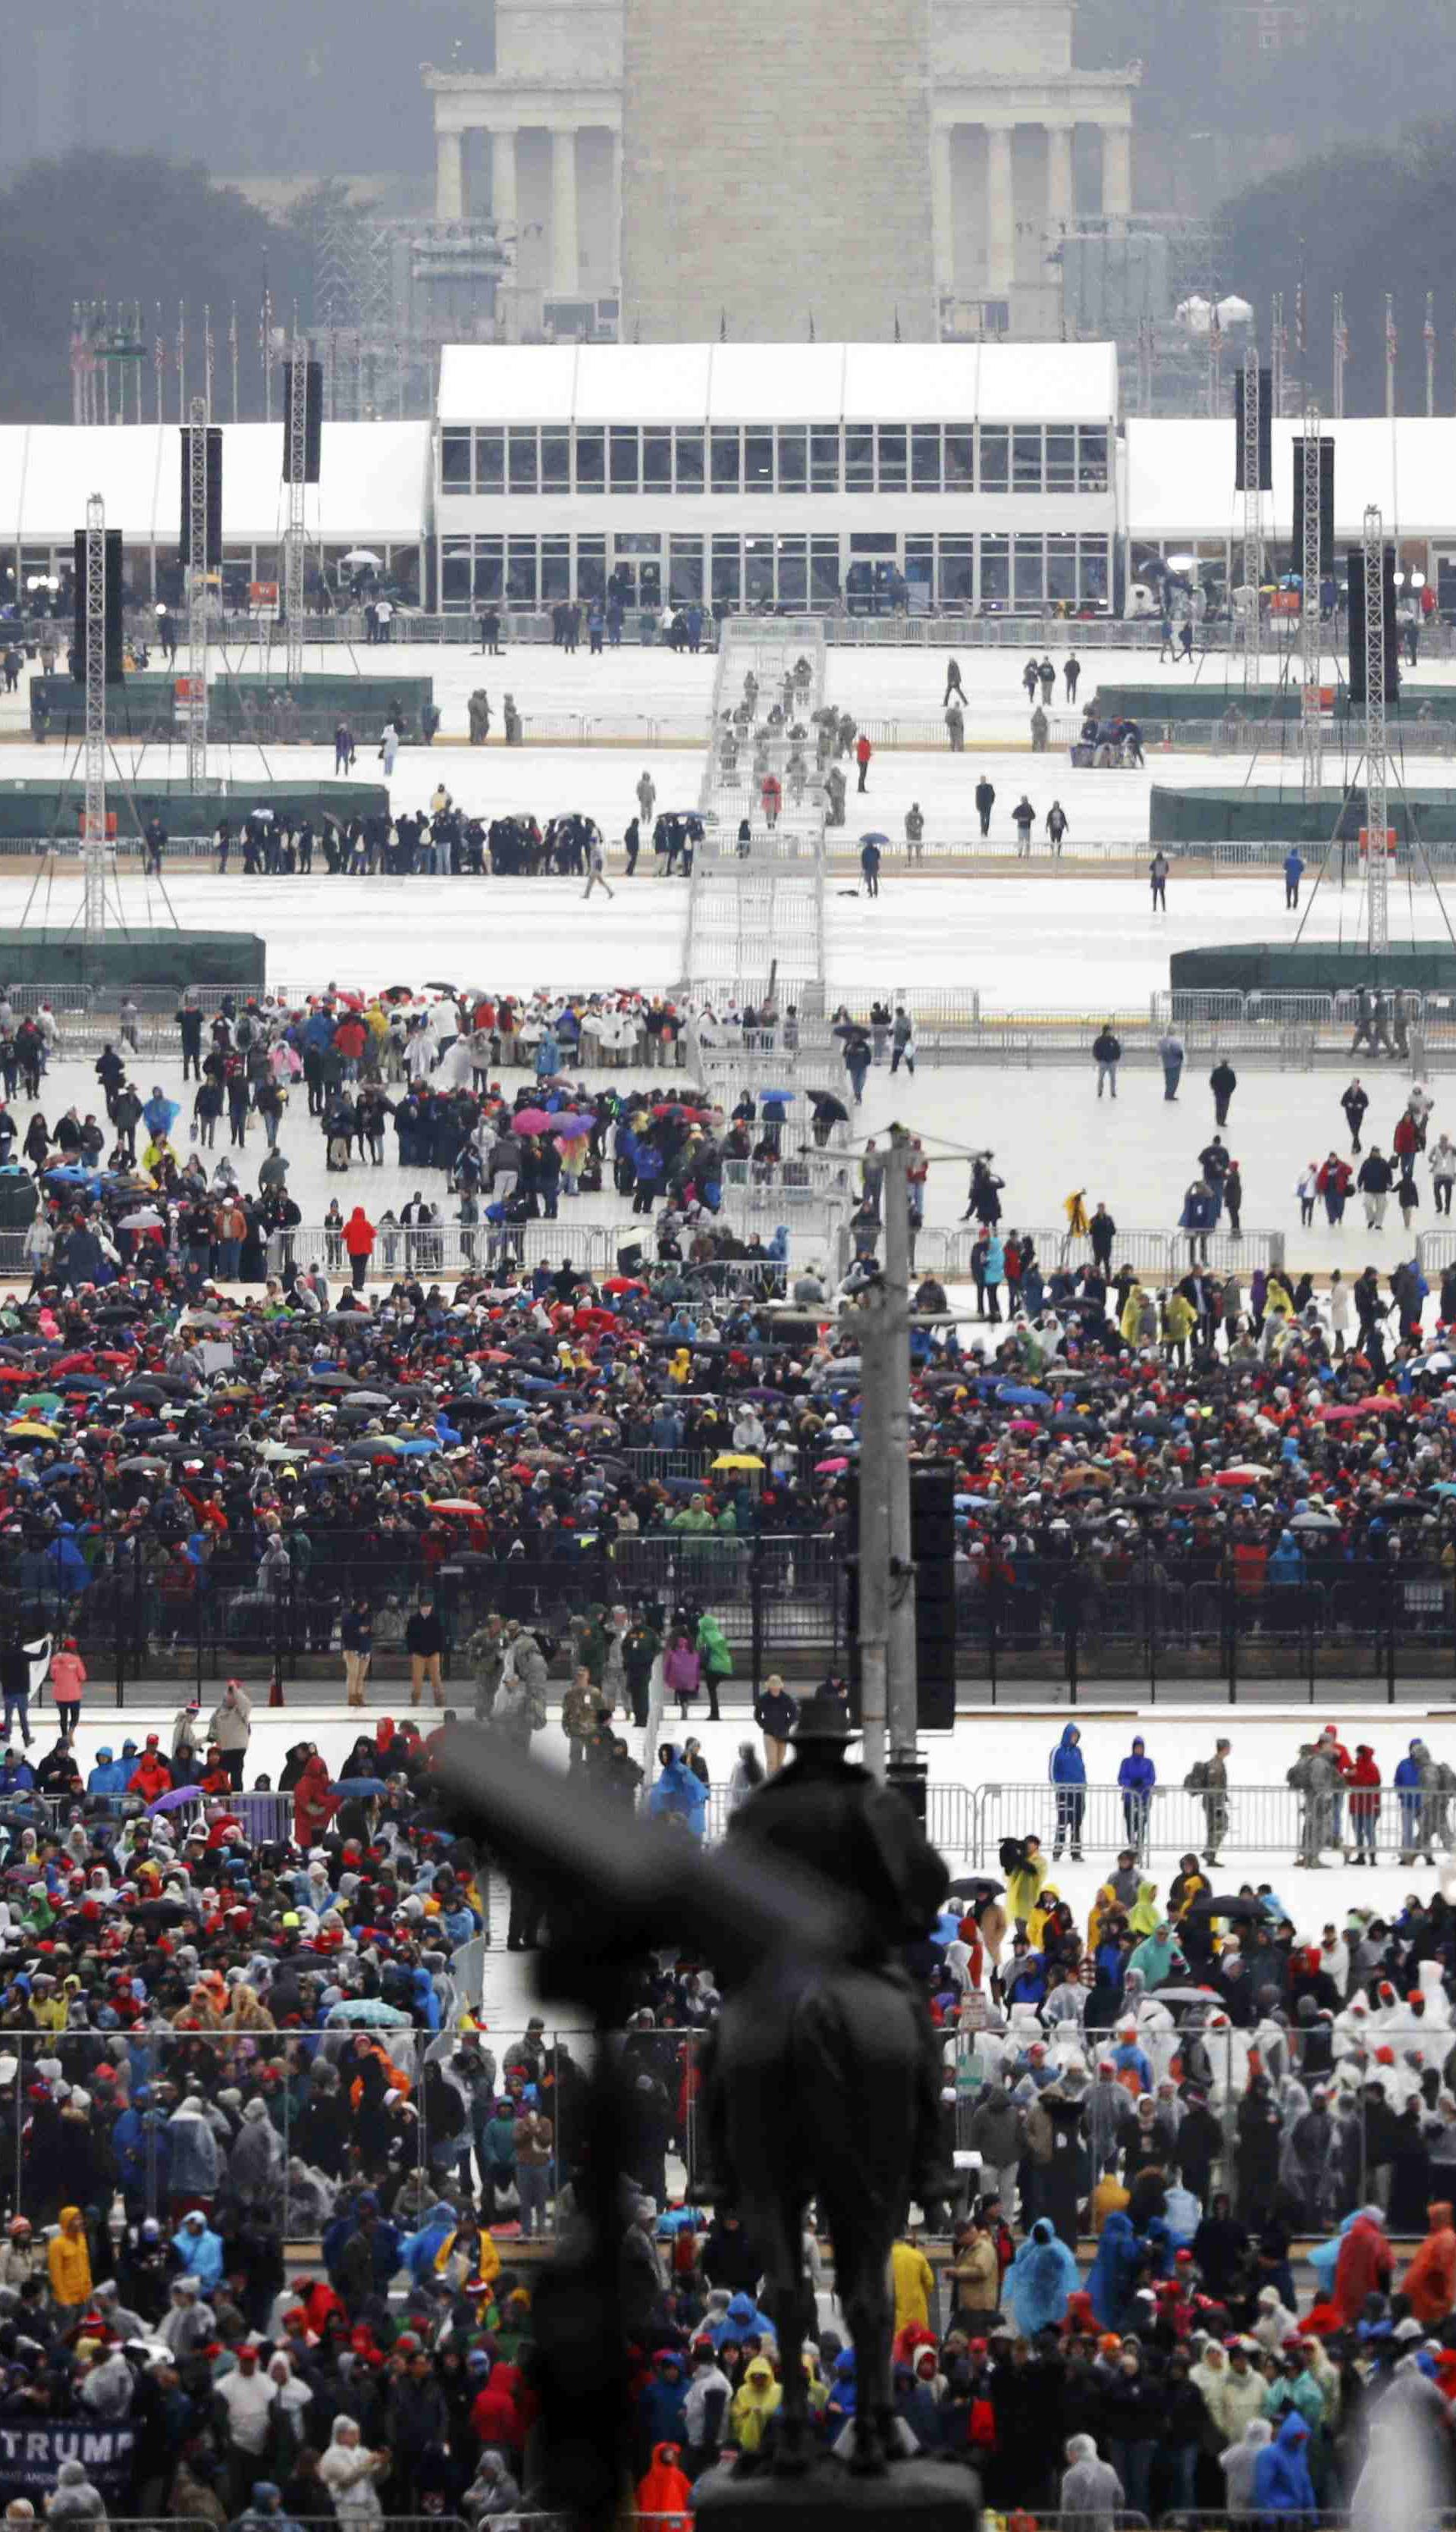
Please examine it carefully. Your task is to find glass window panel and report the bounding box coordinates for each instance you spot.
[1078,427,1109,491]
[475,429,504,494]
[1045,429,1076,493]
[877,427,907,492]
[811,535,840,603]
[777,536,807,607]
[777,428,807,493]
[507,538,538,604]
[912,427,941,493]
[441,536,471,601]
[441,428,472,490]
[745,536,775,605]
[940,536,974,606]
[1013,428,1043,492]
[711,535,741,604]
[675,428,704,491]
[576,536,606,600]
[711,428,741,493]
[1046,532,1078,600]
[844,428,874,492]
[610,427,639,493]
[575,428,604,493]
[508,429,538,494]
[669,536,704,602]
[945,428,974,491]
[472,540,503,603]
[1081,538,1109,601]
[541,537,571,601]
[643,428,672,489]
[849,532,896,555]
[981,535,1009,601]
[1014,533,1044,601]
[744,431,774,491]
[810,428,840,492]
[979,427,1009,493]
[613,532,661,555]
[541,429,570,490]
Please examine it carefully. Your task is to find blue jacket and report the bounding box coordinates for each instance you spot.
[171,2218,224,2294]
[1003,2217,1080,2336]
[1253,2414,1317,2513]
[1395,1746,1426,1792]
[647,1750,708,1837]
[1050,1724,1086,1786]
[1087,2210,1143,2329]
[1119,1742,1156,1793]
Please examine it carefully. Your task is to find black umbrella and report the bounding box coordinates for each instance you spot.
[946,1875,1005,1901]
[1185,1894,1267,1921]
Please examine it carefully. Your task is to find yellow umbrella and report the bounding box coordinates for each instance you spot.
[5,1421,57,1441]
[711,1451,765,1470]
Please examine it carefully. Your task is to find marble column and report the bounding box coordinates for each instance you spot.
[931,124,956,295]
[551,125,580,296]
[986,124,1015,295]
[435,127,464,222]
[491,126,519,234]
[1102,122,1132,217]
[1046,122,1075,232]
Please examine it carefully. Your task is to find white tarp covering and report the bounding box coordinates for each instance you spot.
[0,420,432,544]
[1126,414,1456,541]
[437,338,1119,425]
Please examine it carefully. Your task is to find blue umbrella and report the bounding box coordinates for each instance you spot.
[758,1087,795,1102]
[393,1438,438,1456]
[325,1998,412,2026]
[995,1384,1053,1409]
[517,1376,561,1393]
[328,1777,388,1798]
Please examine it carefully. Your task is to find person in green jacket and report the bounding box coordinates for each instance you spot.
[670,1496,714,1535]
[576,1604,612,1685]
[695,1609,733,1722]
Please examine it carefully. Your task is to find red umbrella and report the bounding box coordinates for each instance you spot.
[429,1498,487,1517]
[513,1108,552,1134]
[1316,1398,1404,1423]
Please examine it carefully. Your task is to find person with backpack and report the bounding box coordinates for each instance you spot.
[1183,1737,1232,1862]
[1049,1723,1086,1861]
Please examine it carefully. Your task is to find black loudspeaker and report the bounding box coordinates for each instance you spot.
[281,360,323,484]
[1292,437,1336,576]
[180,425,224,566]
[911,1464,956,1731]
[71,529,125,684]
[1347,545,1401,708]
[1233,366,1273,491]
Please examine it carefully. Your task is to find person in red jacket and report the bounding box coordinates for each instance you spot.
[126,1736,172,1803]
[469,2363,524,2461]
[637,2443,692,2532]
[342,1206,376,1291]
[1347,1743,1382,1862]
[293,1748,335,1846]
[855,732,873,793]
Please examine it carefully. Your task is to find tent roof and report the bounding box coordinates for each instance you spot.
[436,339,1120,425]
[0,421,431,544]
[1127,415,1456,541]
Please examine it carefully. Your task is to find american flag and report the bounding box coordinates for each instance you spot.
[1294,277,1306,360]
[1386,294,1398,361]
[1425,292,1436,349]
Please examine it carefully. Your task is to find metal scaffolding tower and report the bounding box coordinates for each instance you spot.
[1363,504,1390,955]
[184,398,210,789]
[82,496,111,943]
[1238,345,1265,693]
[283,344,309,687]
[1299,403,1324,800]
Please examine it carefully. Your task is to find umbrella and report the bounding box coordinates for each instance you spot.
[994,1385,1054,1409]
[325,1998,412,2026]
[1213,1464,1270,1486]
[711,1452,764,1470]
[342,548,384,568]
[1315,1398,1402,1423]
[549,1113,596,1139]
[1290,1510,1341,1531]
[16,1395,62,1417]
[1184,1894,1269,1921]
[119,1456,167,1476]
[118,1210,164,1231]
[428,1499,488,1517]
[860,831,890,846]
[814,1454,850,1473]
[758,1088,795,1103]
[328,1777,389,1798]
[946,1876,1005,1900]
[146,1788,202,1816]
[512,1109,552,1134]
[5,1423,55,1442]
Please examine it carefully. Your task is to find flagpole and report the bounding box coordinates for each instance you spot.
[1333,291,1345,419]
[1385,292,1397,419]
[154,302,164,426]
[1426,291,1436,417]
[230,303,240,424]
[203,305,214,424]
[176,302,187,423]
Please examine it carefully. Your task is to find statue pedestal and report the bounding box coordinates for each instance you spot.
[696,2457,981,2532]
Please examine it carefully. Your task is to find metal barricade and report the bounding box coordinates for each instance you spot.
[968,1777,1451,1867]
